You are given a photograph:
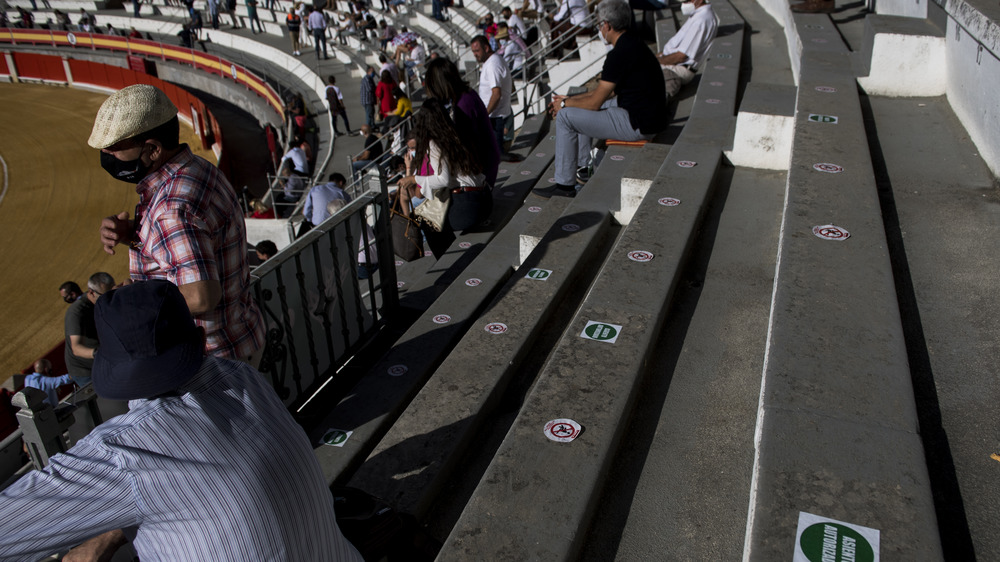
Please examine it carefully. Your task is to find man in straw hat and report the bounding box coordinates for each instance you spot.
[0,281,363,561]
[91,84,264,364]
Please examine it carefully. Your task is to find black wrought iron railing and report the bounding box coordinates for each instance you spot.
[250,188,398,412]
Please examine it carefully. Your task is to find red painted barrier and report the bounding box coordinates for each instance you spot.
[0,28,283,116]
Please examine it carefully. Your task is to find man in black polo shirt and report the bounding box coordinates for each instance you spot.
[534,0,667,198]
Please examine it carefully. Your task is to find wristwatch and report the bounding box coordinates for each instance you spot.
[560,99,566,108]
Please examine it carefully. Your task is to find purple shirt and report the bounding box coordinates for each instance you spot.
[455,91,500,188]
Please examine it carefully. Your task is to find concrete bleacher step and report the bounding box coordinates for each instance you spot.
[744,12,942,560]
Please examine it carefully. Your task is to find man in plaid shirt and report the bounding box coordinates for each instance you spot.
[90,85,264,362]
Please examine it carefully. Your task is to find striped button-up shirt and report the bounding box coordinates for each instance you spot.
[0,357,363,561]
[130,146,264,359]
[360,72,376,106]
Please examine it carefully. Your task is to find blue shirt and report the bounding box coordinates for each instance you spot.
[23,372,73,407]
[360,72,376,106]
[0,357,362,562]
[304,182,351,226]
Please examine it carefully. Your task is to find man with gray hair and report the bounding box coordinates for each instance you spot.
[533,0,667,198]
[64,271,115,387]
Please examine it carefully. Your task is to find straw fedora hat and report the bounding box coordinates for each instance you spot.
[88,84,178,149]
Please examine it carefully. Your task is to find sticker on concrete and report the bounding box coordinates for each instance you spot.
[525,268,552,280]
[628,250,654,262]
[794,512,879,562]
[580,321,622,344]
[805,24,825,29]
[465,278,482,287]
[808,114,839,124]
[812,225,851,241]
[811,38,828,43]
[710,81,724,86]
[562,223,580,232]
[815,86,837,93]
[499,168,508,174]
[714,65,727,70]
[550,135,556,140]
[459,241,472,248]
[504,190,516,197]
[485,322,508,334]
[658,197,681,206]
[528,206,542,213]
[705,99,722,104]
[432,314,452,324]
[677,160,697,168]
[716,53,732,59]
[425,250,433,257]
[813,162,844,173]
[395,260,404,266]
[536,152,546,157]
[547,177,557,183]
[387,364,408,376]
[610,154,625,161]
[397,281,405,288]
[543,418,582,443]
[521,170,532,175]
[321,428,353,447]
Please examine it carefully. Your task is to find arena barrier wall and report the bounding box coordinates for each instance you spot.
[0,28,282,116]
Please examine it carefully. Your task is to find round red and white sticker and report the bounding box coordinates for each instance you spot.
[395,260,404,266]
[459,242,472,248]
[499,168,508,174]
[484,322,508,334]
[658,197,681,206]
[677,160,697,168]
[562,223,580,232]
[813,163,844,174]
[815,86,837,93]
[547,177,556,183]
[520,170,532,175]
[628,250,654,262]
[425,250,433,257]
[387,364,408,377]
[710,81,724,86]
[544,418,582,443]
[528,206,542,213]
[432,314,451,324]
[610,155,625,161]
[465,278,482,287]
[705,98,721,104]
[812,225,851,241]
[535,152,546,157]
[397,281,405,288]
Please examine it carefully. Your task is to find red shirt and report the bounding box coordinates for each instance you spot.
[131,146,264,359]
[376,80,397,117]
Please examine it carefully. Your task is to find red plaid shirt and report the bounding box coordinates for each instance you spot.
[130,146,264,359]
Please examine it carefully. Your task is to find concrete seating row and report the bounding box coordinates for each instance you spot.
[743,10,942,559]
[309,114,556,486]
[437,4,747,558]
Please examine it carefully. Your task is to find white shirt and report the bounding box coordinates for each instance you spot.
[505,12,527,36]
[662,4,718,67]
[380,61,399,83]
[478,52,512,118]
[416,141,486,198]
[409,44,427,64]
[553,0,587,26]
[281,146,309,174]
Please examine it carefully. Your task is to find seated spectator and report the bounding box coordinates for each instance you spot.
[381,86,412,134]
[547,0,587,58]
[351,124,383,180]
[533,0,667,199]
[335,11,357,45]
[59,281,83,304]
[385,154,406,185]
[15,8,34,29]
[178,23,195,47]
[255,240,278,261]
[304,173,351,227]
[379,19,396,50]
[77,8,95,33]
[128,26,144,38]
[247,198,276,219]
[518,0,543,19]
[501,6,527,36]
[274,159,306,213]
[281,141,310,176]
[497,24,530,77]
[394,39,426,80]
[657,0,718,96]
[23,359,73,408]
[378,53,400,84]
[396,99,490,258]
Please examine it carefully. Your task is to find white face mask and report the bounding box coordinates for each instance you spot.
[681,2,696,16]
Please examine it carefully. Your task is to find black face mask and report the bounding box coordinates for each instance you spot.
[100,149,149,183]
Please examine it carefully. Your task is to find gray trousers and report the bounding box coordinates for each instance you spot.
[554,98,651,185]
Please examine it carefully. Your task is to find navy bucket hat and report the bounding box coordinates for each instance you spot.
[92,280,204,401]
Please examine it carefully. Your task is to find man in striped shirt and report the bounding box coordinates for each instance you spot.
[0,281,363,561]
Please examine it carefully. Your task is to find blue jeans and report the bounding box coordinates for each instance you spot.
[554,98,650,185]
[490,116,505,155]
[313,29,328,57]
[363,104,375,127]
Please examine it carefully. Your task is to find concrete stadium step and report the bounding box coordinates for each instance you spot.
[744,12,942,560]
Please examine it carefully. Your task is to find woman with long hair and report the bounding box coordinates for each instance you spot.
[423,57,500,189]
[375,69,397,122]
[397,99,490,258]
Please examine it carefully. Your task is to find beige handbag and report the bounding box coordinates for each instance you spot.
[412,188,450,232]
